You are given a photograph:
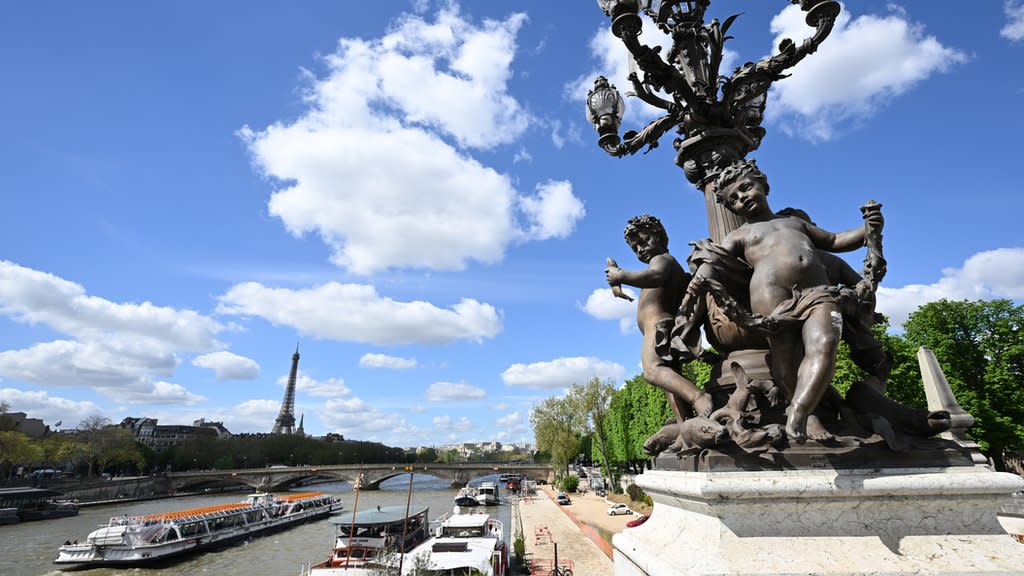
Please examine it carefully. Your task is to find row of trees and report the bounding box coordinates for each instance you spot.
[531,299,1024,480]
[0,414,143,480]
[0,410,416,480]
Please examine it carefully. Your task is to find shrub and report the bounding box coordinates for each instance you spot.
[626,483,647,503]
[560,475,579,493]
[513,535,525,568]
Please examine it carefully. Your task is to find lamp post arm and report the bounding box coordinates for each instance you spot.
[619,30,700,109]
[599,114,679,157]
[627,72,677,111]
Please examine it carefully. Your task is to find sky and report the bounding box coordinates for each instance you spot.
[1,1,1022,448]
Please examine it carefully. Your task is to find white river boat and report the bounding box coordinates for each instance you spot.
[401,510,507,575]
[474,482,499,506]
[54,491,341,567]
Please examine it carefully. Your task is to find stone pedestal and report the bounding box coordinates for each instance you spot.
[613,465,1024,575]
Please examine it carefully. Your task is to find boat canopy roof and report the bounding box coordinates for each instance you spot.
[329,505,427,526]
[444,513,490,528]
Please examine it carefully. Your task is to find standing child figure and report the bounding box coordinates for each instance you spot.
[694,160,883,442]
[606,215,714,450]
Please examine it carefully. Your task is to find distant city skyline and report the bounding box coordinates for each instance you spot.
[1,1,1022,447]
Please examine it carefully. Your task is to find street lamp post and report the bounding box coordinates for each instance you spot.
[586,0,840,241]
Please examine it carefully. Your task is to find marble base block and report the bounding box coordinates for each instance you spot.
[613,466,1024,575]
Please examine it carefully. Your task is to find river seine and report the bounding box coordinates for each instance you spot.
[1,474,513,576]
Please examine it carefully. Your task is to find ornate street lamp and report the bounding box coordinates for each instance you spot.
[588,0,841,241]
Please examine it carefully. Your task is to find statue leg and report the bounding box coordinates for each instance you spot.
[787,305,841,442]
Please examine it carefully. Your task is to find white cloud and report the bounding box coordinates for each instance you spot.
[581,288,637,334]
[319,396,408,436]
[121,381,206,405]
[501,356,625,390]
[877,248,1024,329]
[0,261,223,403]
[217,282,501,345]
[1003,1,1024,41]
[0,261,224,350]
[427,381,487,401]
[496,411,522,428]
[512,147,533,164]
[280,369,351,399]
[518,180,585,241]
[222,399,281,432]
[193,351,260,381]
[411,404,427,413]
[241,6,582,275]
[359,353,418,370]
[492,402,508,411]
[0,388,104,429]
[767,4,967,141]
[432,414,473,432]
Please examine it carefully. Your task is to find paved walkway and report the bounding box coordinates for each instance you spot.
[516,486,617,575]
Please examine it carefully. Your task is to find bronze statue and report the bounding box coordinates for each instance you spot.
[606,215,713,452]
[609,162,950,458]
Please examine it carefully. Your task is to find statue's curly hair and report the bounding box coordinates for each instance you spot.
[710,159,769,203]
[624,214,668,244]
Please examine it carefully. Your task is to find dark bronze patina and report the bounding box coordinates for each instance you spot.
[596,1,958,468]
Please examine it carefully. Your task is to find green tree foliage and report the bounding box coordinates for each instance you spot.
[0,431,41,478]
[530,395,580,478]
[902,299,1024,456]
[569,378,616,484]
[600,374,677,474]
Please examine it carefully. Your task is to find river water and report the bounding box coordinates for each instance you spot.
[0,474,514,576]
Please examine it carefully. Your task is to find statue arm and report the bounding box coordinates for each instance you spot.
[610,253,674,289]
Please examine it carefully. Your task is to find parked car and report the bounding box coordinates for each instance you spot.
[626,514,649,528]
[556,492,572,505]
[607,503,633,516]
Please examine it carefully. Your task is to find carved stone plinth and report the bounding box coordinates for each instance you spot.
[613,466,1024,575]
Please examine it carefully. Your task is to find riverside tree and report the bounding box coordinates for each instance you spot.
[530,394,580,479]
[902,299,1024,467]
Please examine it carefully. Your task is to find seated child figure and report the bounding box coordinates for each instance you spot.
[698,160,882,442]
[606,215,714,447]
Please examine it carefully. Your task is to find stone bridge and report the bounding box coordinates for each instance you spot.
[167,463,553,492]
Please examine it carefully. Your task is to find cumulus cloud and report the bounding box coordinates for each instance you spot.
[217,282,501,345]
[496,411,522,428]
[518,180,585,241]
[427,381,487,401]
[501,356,625,390]
[432,414,474,432]
[359,353,418,370]
[241,5,584,274]
[0,388,104,429]
[1004,1,1024,41]
[767,4,967,141]
[281,370,351,399]
[581,288,637,334]
[0,261,222,403]
[193,351,260,381]
[877,248,1024,329]
[319,396,408,437]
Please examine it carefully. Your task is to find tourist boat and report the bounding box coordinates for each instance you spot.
[400,511,507,575]
[0,487,79,523]
[454,486,479,507]
[997,491,1024,544]
[475,482,499,506]
[54,491,341,566]
[301,504,429,575]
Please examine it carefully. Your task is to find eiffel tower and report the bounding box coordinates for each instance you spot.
[272,344,300,434]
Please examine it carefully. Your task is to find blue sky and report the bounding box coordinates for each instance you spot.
[1,1,1022,448]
